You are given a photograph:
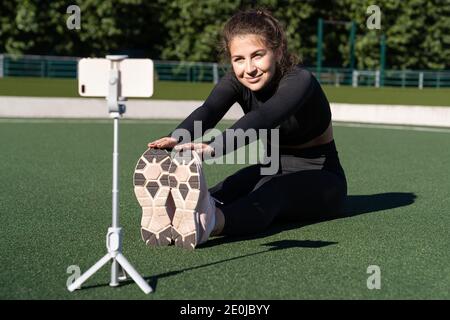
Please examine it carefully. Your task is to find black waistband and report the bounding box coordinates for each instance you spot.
[279,140,338,158]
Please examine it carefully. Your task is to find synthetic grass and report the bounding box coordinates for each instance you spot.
[0,119,449,299]
[1,76,450,106]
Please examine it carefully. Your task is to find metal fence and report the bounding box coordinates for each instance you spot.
[152,60,231,83]
[315,67,450,88]
[0,54,79,78]
[1,53,449,89]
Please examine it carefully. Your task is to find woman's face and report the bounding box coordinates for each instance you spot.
[229,34,278,91]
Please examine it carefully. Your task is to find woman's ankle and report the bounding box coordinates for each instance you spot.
[211,207,225,236]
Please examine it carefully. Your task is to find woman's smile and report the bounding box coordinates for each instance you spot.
[245,74,262,83]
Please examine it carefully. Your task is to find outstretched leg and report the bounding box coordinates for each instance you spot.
[218,169,347,236]
[209,163,273,204]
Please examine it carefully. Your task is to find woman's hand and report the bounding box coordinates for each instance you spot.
[174,142,215,159]
[147,136,178,149]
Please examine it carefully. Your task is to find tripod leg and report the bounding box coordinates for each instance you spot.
[110,258,128,284]
[115,253,152,294]
[110,259,119,287]
[118,264,128,281]
[67,253,111,292]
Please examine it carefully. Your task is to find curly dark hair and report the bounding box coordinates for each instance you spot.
[218,8,300,78]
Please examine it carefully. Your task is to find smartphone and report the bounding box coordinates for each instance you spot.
[78,58,154,97]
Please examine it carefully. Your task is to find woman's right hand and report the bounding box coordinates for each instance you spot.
[147,136,178,149]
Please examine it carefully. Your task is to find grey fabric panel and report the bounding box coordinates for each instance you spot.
[280,155,325,173]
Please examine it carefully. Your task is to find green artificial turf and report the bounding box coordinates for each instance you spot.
[1,76,450,106]
[0,119,449,299]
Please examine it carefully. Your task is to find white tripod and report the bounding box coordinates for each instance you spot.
[67,55,152,294]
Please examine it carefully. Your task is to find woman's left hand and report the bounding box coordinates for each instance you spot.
[174,142,214,159]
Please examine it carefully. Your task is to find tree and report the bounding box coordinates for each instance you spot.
[0,0,165,57]
[0,0,449,70]
[156,0,241,61]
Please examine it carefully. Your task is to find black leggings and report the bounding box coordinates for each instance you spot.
[209,140,347,236]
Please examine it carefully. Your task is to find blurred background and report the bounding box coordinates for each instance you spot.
[1,0,449,88]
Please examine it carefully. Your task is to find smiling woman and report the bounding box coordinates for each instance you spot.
[229,35,278,91]
[138,8,348,249]
[219,9,299,90]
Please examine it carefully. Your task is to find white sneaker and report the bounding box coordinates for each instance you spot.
[133,148,174,247]
[169,150,216,249]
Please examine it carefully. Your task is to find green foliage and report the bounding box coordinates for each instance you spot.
[338,0,450,70]
[0,0,449,69]
[156,0,241,61]
[0,0,165,57]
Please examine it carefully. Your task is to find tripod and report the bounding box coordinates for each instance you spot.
[67,55,152,294]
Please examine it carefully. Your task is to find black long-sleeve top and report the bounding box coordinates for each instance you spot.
[169,64,331,155]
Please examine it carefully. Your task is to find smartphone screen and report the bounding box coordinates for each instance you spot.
[78,58,153,98]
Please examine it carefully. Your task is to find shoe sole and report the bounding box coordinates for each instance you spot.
[133,148,172,247]
[168,150,201,250]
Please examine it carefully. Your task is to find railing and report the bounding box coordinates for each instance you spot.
[153,60,231,83]
[311,67,450,89]
[1,54,449,89]
[312,67,354,86]
[1,54,79,78]
[384,69,450,88]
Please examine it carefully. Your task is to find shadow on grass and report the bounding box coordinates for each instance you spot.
[201,192,417,248]
[81,192,415,292]
[81,239,337,292]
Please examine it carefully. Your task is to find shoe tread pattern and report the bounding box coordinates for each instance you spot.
[133,148,172,247]
[169,150,201,250]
